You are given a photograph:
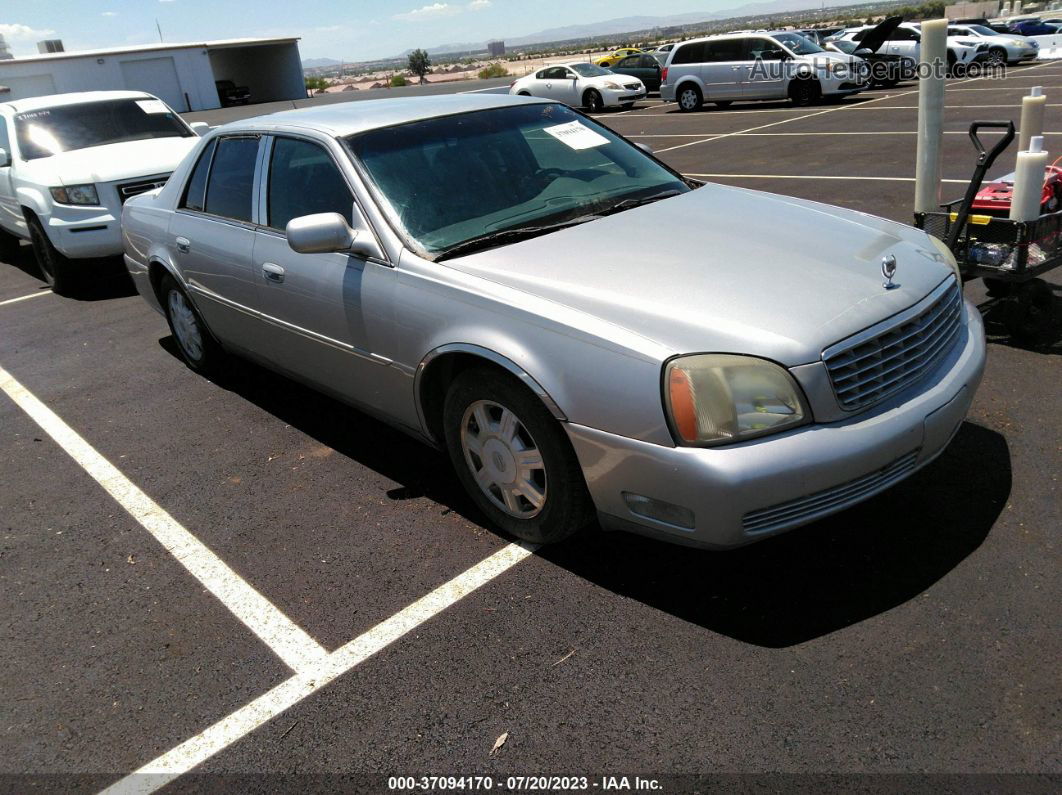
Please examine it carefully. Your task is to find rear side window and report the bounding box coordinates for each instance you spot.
[267,137,354,231]
[204,136,259,222]
[704,39,745,62]
[181,138,217,212]
[671,41,705,64]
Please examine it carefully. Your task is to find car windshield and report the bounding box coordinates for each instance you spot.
[14,98,192,161]
[570,63,612,77]
[346,103,689,258]
[771,33,824,54]
[967,24,998,35]
[829,40,858,54]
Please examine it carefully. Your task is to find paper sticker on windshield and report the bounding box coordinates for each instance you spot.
[136,99,170,114]
[543,121,609,150]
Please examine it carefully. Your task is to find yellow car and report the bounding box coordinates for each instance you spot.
[594,47,646,67]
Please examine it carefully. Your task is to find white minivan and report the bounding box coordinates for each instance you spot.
[0,90,201,293]
[660,32,867,111]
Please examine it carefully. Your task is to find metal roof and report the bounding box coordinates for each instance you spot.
[0,37,299,66]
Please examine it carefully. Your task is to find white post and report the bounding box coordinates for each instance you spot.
[915,19,948,214]
[1019,86,1047,153]
[1010,135,1048,221]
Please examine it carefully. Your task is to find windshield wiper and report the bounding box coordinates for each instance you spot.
[593,189,684,217]
[433,215,601,261]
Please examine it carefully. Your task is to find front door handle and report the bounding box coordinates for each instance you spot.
[175,236,190,253]
[262,262,285,283]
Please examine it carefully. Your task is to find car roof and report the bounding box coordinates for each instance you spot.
[222,93,553,137]
[2,90,155,114]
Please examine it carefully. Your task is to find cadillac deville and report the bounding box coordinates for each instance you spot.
[122,94,986,548]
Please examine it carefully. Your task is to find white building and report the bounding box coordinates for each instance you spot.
[0,37,305,111]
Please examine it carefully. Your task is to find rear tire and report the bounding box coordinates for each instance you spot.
[0,227,20,262]
[443,368,595,545]
[583,89,604,113]
[27,215,74,295]
[676,84,702,112]
[159,273,226,376]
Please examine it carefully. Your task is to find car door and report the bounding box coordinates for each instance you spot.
[541,67,577,104]
[169,134,265,352]
[251,134,396,410]
[702,38,748,101]
[634,54,662,89]
[742,37,789,99]
[0,115,21,237]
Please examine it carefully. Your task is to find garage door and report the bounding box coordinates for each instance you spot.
[2,74,58,101]
[120,57,186,111]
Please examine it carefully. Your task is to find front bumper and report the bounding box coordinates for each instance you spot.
[46,205,123,258]
[603,87,645,106]
[566,300,986,549]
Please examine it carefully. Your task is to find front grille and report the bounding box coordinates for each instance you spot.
[824,279,962,412]
[742,450,920,535]
[623,82,641,90]
[117,175,171,203]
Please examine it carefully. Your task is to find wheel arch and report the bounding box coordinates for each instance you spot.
[17,187,49,219]
[415,343,567,446]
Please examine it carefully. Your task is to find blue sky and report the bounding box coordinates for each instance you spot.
[2,0,778,62]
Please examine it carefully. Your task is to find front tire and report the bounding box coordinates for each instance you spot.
[789,77,820,107]
[583,89,604,113]
[27,216,74,294]
[159,273,226,376]
[443,368,594,545]
[988,48,1007,66]
[676,84,702,112]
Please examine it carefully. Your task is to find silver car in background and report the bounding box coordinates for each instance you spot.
[122,94,986,549]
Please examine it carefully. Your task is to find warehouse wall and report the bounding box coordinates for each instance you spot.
[207,42,305,104]
[0,48,222,111]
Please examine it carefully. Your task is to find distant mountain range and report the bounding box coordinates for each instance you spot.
[302,57,343,69]
[418,0,882,55]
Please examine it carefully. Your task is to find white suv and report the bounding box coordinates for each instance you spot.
[0,90,201,293]
[660,32,867,111]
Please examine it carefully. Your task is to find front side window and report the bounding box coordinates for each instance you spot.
[267,137,354,231]
[542,67,569,79]
[346,103,688,258]
[746,38,787,59]
[203,136,259,223]
[13,98,192,161]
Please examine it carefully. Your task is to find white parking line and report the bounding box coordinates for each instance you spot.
[101,541,535,795]
[685,173,969,182]
[0,364,329,674]
[0,290,51,307]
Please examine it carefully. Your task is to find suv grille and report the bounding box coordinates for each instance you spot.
[117,175,171,203]
[824,279,963,412]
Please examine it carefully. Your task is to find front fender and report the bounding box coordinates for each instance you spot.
[16,186,50,218]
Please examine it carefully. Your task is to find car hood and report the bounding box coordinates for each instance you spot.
[445,184,954,366]
[858,15,903,53]
[20,136,199,185]
[590,74,644,86]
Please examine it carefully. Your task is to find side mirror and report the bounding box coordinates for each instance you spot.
[635,142,654,155]
[855,47,873,56]
[0,147,9,168]
[286,212,381,259]
[189,122,211,136]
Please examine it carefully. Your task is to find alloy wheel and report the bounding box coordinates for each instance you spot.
[459,399,547,519]
[679,89,699,111]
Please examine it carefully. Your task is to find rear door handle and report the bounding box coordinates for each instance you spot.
[262,262,285,283]
[175,236,190,253]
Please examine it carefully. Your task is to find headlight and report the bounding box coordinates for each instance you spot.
[50,184,99,206]
[664,354,808,446]
[603,81,623,90]
[928,233,963,284]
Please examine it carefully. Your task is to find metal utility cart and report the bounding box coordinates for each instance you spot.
[914,121,1059,343]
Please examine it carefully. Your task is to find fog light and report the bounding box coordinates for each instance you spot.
[622,492,695,530]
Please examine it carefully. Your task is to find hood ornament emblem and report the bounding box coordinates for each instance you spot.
[881,255,899,290]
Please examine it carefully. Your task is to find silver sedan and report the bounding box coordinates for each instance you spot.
[122,94,985,548]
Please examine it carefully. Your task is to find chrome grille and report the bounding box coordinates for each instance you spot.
[824,279,962,412]
[742,450,920,535]
[117,175,171,203]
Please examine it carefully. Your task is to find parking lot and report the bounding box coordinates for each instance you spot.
[1,61,1059,792]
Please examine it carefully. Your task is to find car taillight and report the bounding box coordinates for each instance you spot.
[661,67,669,83]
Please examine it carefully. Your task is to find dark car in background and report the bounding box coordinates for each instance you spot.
[215,79,250,107]
[607,53,663,91]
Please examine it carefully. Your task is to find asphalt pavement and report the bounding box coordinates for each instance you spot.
[0,62,1059,793]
